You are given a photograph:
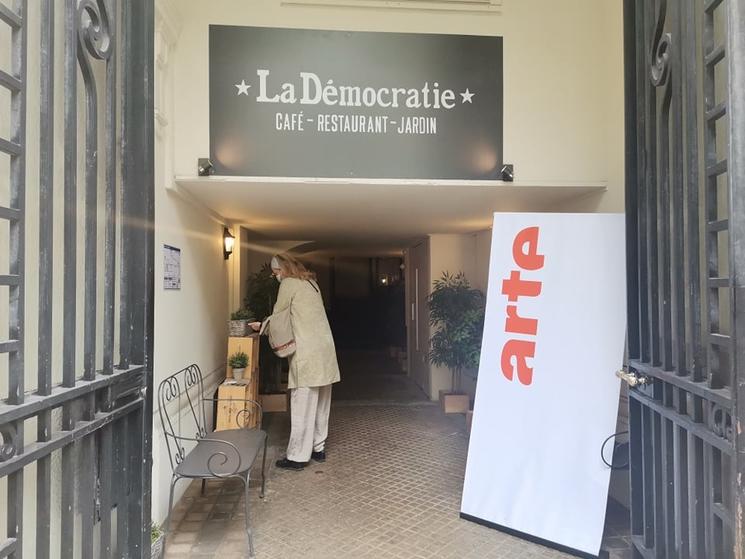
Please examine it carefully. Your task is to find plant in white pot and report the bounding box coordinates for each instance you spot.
[228,308,254,337]
[428,271,485,414]
[229,351,249,382]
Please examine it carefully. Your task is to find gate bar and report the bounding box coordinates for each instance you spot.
[103,0,117,375]
[7,2,26,557]
[643,0,661,369]
[61,1,78,555]
[36,0,54,555]
[726,0,745,556]
[0,3,21,27]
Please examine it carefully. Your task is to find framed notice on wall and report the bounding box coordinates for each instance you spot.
[163,245,181,290]
[209,26,503,180]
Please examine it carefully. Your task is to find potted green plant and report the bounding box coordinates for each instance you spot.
[151,522,164,559]
[244,263,279,322]
[228,307,254,337]
[428,271,485,414]
[228,350,249,381]
[244,263,284,394]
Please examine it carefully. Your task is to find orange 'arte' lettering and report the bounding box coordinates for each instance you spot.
[500,227,545,385]
[512,226,545,270]
[500,340,536,385]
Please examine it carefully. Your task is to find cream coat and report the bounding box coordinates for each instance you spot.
[272,277,340,389]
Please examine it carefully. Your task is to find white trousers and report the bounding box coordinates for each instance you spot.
[286,384,332,462]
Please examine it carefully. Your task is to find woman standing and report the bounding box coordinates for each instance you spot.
[251,254,341,470]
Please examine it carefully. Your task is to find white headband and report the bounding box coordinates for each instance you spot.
[271,256,280,270]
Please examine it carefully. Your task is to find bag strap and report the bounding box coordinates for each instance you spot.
[263,280,316,334]
[262,280,304,334]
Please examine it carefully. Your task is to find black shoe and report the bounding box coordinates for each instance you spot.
[275,458,305,470]
[311,451,326,463]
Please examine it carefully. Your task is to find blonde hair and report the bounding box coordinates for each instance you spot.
[273,253,317,281]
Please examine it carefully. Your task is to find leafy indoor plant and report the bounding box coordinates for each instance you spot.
[228,350,249,381]
[428,271,485,414]
[244,263,283,394]
[243,263,279,322]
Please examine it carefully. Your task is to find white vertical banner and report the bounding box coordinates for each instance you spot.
[461,213,626,558]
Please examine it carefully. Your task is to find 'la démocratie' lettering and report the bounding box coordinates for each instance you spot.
[256,69,457,110]
[500,227,545,386]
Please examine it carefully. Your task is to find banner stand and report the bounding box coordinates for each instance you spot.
[459,514,600,559]
[460,213,626,558]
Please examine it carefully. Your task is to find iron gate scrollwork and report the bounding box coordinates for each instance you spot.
[0,0,154,557]
[624,0,745,557]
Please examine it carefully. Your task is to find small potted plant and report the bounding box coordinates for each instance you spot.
[228,308,254,337]
[151,522,164,559]
[428,271,485,415]
[229,350,249,381]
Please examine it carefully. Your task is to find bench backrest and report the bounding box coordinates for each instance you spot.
[157,363,208,472]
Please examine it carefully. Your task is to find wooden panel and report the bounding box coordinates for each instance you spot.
[215,375,260,430]
[227,334,260,377]
[260,393,289,413]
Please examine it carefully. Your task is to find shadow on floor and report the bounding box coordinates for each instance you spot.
[333,349,429,403]
[601,498,632,559]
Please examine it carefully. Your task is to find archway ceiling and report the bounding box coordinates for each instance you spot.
[178,176,605,249]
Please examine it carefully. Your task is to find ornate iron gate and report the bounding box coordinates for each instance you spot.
[623,0,745,557]
[0,0,154,557]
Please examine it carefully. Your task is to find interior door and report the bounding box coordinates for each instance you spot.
[407,240,431,397]
[622,1,745,557]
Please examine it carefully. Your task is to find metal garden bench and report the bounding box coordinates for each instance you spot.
[158,363,267,558]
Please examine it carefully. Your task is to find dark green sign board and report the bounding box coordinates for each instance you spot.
[209,25,503,180]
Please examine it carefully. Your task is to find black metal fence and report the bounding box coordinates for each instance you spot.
[624,0,745,557]
[0,0,154,557]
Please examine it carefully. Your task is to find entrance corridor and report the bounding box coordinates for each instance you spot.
[333,350,429,403]
[165,352,630,558]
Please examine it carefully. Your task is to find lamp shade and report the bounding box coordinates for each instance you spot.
[223,228,235,259]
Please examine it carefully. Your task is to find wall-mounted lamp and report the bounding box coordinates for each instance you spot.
[198,158,214,176]
[223,228,235,260]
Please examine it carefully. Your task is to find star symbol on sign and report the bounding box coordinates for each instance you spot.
[235,80,251,96]
[460,88,475,103]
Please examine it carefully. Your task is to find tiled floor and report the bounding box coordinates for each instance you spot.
[600,500,633,559]
[165,351,631,559]
[333,349,429,403]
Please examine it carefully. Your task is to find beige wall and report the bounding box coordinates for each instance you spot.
[151,194,230,521]
[151,0,233,523]
[557,0,626,214]
[170,0,625,213]
[166,0,626,410]
[422,231,492,400]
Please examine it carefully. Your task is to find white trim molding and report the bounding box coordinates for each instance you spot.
[155,0,184,55]
[155,0,184,189]
[281,0,503,13]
